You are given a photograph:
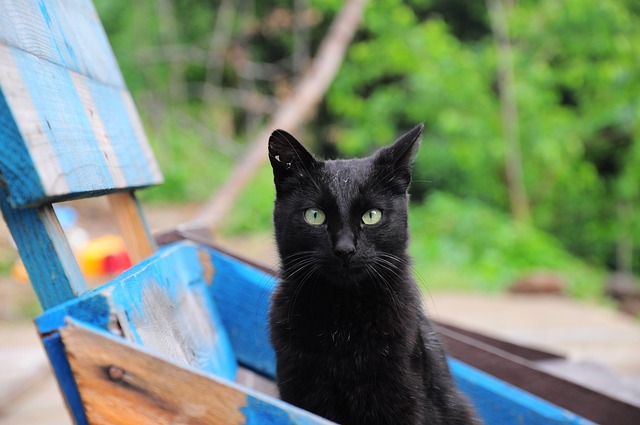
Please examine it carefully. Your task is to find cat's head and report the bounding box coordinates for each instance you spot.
[268,124,423,284]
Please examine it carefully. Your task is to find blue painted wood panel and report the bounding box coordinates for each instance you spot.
[37,242,236,379]
[0,189,87,309]
[0,0,125,87]
[35,241,595,424]
[0,45,162,207]
[207,248,278,378]
[41,333,88,424]
[450,359,596,424]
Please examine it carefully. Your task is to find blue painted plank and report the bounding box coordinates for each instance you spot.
[35,241,595,424]
[36,242,237,379]
[0,189,87,309]
[0,44,162,207]
[86,79,155,185]
[207,248,278,378]
[9,45,115,194]
[0,82,45,207]
[0,0,125,88]
[450,359,596,424]
[41,333,88,425]
[242,395,333,425]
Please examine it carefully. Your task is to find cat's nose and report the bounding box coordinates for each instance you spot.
[334,233,356,263]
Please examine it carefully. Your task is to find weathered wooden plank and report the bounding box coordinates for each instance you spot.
[0,189,87,309]
[107,191,156,264]
[0,0,125,88]
[450,360,595,424]
[60,319,334,425]
[41,333,88,424]
[0,44,162,207]
[36,242,237,379]
[438,323,640,424]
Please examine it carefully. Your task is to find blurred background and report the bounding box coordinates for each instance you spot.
[93,0,638,303]
[2,1,640,423]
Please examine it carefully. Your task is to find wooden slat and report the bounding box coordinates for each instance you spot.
[60,319,334,425]
[438,324,639,425]
[62,320,248,425]
[450,360,594,425]
[107,192,156,264]
[0,189,87,309]
[206,247,278,378]
[0,44,162,208]
[0,0,125,88]
[37,242,237,380]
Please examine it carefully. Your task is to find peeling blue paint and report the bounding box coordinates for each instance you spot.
[42,333,87,425]
[242,395,332,425]
[11,47,115,193]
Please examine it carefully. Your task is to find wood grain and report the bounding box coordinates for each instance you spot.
[0,44,163,207]
[0,0,125,87]
[61,320,248,425]
[107,191,156,264]
[60,320,334,425]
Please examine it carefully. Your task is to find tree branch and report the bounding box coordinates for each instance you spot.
[487,0,530,223]
[189,0,368,231]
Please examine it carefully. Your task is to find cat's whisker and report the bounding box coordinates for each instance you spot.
[286,263,321,333]
[269,125,479,423]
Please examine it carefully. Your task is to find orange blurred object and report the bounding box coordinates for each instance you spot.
[78,235,132,277]
[12,234,133,282]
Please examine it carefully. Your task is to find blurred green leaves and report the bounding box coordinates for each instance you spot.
[96,0,640,287]
[319,0,640,273]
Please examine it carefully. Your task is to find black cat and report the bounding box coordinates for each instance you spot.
[268,125,478,425]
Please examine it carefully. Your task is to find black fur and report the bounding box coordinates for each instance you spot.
[268,125,478,425]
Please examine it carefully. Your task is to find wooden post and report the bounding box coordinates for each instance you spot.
[0,190,87,309]
[107,191,156,264]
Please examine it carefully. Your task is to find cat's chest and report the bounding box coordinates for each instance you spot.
[291,295,401,351]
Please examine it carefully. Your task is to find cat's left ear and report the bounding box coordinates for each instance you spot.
[373,124,423,192]
[268,129,318,186]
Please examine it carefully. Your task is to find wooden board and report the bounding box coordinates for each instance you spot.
[207,247,278,377]
[438,323,639,425]
[0,190,87,309]
[450,360,594,425]
[37,242,236,378]
[107,191,156,264]
[0,0,125,89]
[0,0,163,208]
[35,242,238,422]
[60,319,333,425]
[0,43,162,207]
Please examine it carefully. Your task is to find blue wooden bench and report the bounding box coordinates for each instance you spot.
[0,1,609,424]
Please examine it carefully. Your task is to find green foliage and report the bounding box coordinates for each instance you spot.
[138,107,234,203]
[409,192,604,298]
[317,0,640,272]
[94,0,640,290]
[221,164,275,234]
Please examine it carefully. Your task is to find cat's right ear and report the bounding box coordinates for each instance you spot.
[268,129,317,185]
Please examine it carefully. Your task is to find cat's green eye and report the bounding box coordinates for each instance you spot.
[362,208,382,225]
[304,208,326,225]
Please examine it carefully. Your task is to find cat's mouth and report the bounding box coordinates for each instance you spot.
[320,260,368,280]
